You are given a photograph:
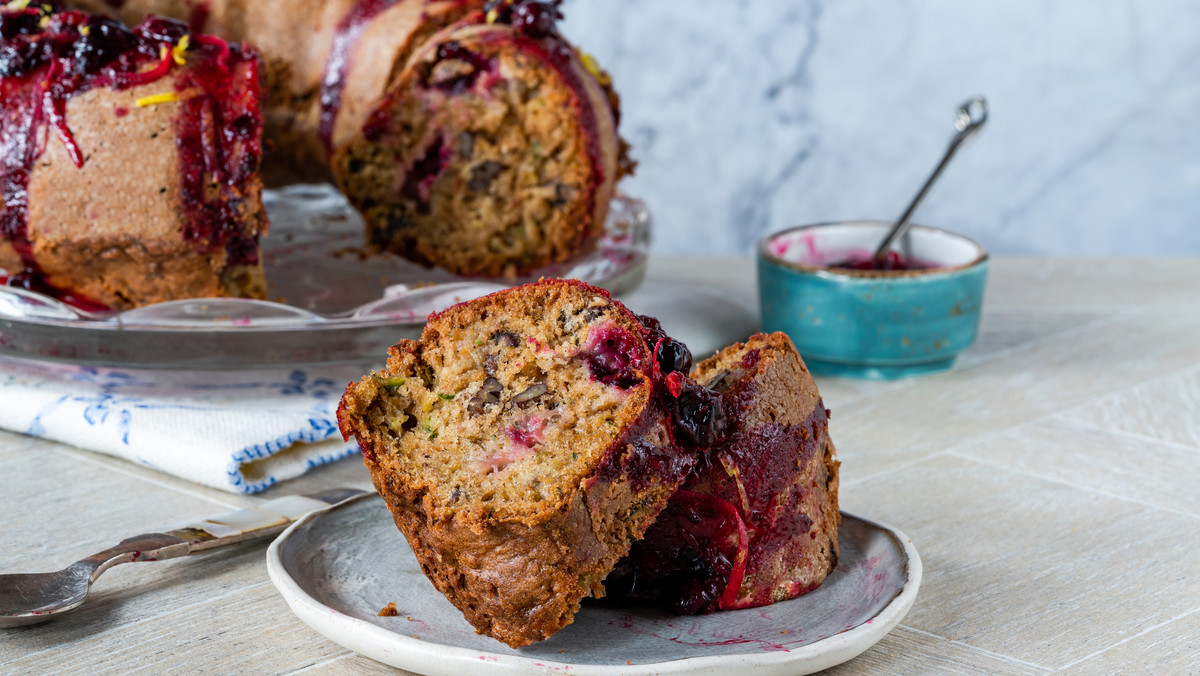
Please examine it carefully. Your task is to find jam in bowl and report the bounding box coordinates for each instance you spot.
[758,221,988,379]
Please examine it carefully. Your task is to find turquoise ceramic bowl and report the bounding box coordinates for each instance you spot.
[758,221,989,379]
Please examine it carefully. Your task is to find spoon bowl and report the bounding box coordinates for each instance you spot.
[0,489,364,629]
[0,562,97,628]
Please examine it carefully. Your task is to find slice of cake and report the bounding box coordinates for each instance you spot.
[332,3,624,276]
[607,332,841,613]
[337,279,717,647]
[0,6,267,309]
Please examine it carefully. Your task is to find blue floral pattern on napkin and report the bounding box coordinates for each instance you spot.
[0,359,367,494]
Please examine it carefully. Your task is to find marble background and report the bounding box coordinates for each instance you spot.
[560,0,1200,256]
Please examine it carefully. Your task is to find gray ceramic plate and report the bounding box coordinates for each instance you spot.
[266,494,921,675]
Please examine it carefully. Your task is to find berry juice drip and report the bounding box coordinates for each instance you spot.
[172,34,263,265]
[0,6,262,306]
[317,0,402,155]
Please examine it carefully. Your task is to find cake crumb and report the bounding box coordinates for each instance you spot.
[377,602,399,617]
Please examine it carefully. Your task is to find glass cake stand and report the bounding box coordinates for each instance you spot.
[0,185,651,369]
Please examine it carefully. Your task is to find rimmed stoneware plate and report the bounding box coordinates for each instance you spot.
[266,494,921,675]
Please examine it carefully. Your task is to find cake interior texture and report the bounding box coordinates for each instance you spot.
[338,279,704,647]
[335,18,617,277]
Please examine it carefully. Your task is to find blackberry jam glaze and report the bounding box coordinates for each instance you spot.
[0,6,263,306]
[604,489,748,615]
[420,39,496,95]
[829,249,939,271]
[610,369,834,614]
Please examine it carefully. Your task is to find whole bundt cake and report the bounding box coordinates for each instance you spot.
[69,0,631,277]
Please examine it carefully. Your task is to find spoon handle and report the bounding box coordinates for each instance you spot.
[84,488,368,580]
[874,96,988,261]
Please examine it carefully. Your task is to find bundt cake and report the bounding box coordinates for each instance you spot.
[607,332,841,614]
[71,0,631,277]
[337,278,722,648]
[0,4,267,310]
[71,0,484,184]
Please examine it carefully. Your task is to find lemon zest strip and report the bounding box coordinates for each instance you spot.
[171,35,190,66]
[577,51,612,86]
[135,88,200,108]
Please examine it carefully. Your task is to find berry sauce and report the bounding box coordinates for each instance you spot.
[613,379,834,613]
[186,2,210,33]
[829,250,939,271]
[317,0,401,155]
[400,136,451,206]
[582,322,646,390]
[483,0,562,39]
[604,489,748,615]
[173,33,264,267]
[0,6,263,307]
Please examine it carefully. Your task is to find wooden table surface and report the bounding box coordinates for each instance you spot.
[3,258,1199,674]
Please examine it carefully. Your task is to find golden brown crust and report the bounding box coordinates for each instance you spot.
[69,0,484,184]
[68,1,626,277]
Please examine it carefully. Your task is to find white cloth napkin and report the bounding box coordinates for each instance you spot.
[0,357,368,494]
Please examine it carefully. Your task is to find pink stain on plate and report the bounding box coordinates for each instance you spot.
[615,612,800,652]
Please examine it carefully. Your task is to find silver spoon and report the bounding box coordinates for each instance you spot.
[872,96,988,263]
[0,487,365,628]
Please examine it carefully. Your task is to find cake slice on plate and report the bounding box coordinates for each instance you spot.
[337,279,720,647]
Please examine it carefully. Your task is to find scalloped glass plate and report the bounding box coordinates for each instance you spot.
[0,185,650,369]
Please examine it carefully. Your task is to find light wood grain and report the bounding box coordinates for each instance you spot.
[821,626,1051,675]
[836,312,1200,482]
[956,418,1200,518]
[3,259,1199,674]
[1055,609,1200,675]
[1060,365,1200,451]
[4,584,348,673]
[841,454,1200,669]
[982,259,1200,309]
[0,440,230,573]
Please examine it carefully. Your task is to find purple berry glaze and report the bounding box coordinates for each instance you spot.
[829,250,940,271]
[317,0,401,155]
[0,6,263,308]
[423,40,496,95]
